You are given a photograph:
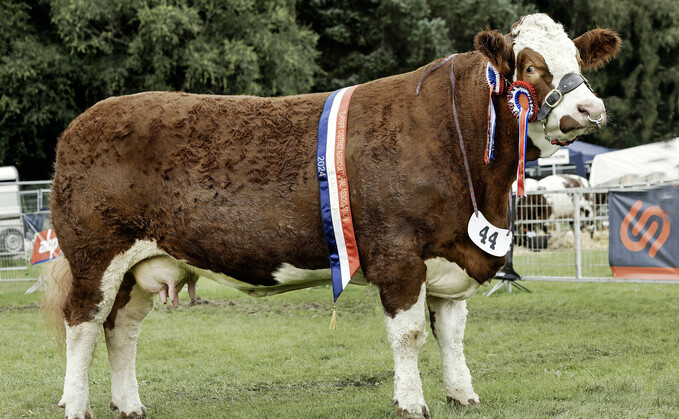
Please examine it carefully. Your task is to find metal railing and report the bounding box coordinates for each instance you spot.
[0,181,52,282]
[0,179,675,284]
[511,182,677,283]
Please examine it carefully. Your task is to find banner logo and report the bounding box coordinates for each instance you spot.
[620,200,670,257]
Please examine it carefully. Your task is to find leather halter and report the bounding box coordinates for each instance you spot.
[536,72,593,121]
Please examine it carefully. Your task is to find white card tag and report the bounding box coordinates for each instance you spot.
[467,211,512,257]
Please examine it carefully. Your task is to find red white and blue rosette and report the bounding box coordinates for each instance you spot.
[485,62,505,95]
[507,81,539,197]
[484,63,505,164]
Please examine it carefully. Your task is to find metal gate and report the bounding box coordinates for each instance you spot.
[511,183,677,283]
[1,180,675,284]
[0,181,51,282]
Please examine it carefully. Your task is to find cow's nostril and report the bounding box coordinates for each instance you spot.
[578,105,589,116]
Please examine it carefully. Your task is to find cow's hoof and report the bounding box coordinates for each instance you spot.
[60,392,93,418]
[120,405,146,419]
[110,402,118,411]
[395,403,430,418]
[63,407,93,419]
[447,393,481,406]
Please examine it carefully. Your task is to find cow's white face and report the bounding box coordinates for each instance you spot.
[513,15,602,157]
[475,14,621,157]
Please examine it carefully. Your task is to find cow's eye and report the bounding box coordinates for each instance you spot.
[526,65,536,74]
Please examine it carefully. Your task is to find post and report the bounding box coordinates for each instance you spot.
[486,193,530,295]
[493,193,521,282]
[573,192,582,280]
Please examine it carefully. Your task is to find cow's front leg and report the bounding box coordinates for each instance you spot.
[426,296,479,405]
[382,282,429,418]
[104,277,154,418]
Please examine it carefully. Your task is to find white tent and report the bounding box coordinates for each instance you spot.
[589,138,679,186]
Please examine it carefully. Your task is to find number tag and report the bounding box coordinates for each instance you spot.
[467,211,512,257]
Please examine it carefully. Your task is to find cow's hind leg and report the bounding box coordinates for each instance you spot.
[426,297,479,405]
[58,266,122,418]
[104,272,154,418]
[59,321,102,419]
[104,255,196,417]
[382,282,429,418]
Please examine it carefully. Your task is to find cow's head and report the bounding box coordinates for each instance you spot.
[475,14,621,157]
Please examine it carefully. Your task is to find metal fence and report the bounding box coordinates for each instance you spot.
[0,181,52,282]
[511,183,677,283]
[0,179,674,284]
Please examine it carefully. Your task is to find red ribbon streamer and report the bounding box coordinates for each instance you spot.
[517,95,530,197]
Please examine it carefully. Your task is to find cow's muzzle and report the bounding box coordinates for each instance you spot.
[559,114,601,135]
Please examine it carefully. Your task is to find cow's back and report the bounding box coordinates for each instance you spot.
[52,91,331,284]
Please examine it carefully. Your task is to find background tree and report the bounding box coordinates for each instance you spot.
[2,0,679,179]
[1,0,319,179]
[0,1,78,180]
[297,0,454,90]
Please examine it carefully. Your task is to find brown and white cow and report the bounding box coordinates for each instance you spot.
[44,14,620,418]
[538,174,595,220]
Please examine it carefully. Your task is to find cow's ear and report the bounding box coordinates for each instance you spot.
[573,28,622,70]
[475,29,514,78]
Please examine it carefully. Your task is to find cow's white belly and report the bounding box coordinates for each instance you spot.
[423,257,481,300]
[273,257,481,300]
[108,240,481,302]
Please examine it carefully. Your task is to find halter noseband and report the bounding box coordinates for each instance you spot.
[536,72,593,122]
[535,72,596,146]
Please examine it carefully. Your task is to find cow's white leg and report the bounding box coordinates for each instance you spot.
[104,284,154,417]
[385,284,429,418]
[59,321,101,419]
[426,296,479,405]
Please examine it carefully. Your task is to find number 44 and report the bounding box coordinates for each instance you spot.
[478,226,498,250]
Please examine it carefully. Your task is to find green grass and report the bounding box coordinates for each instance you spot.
[1,279,679,418]
[514,249,612,278]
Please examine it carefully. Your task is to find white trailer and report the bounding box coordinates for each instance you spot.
[0,166,25,254]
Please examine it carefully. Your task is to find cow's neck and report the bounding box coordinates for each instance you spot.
[420,52,536,228]
[410,52,544,280]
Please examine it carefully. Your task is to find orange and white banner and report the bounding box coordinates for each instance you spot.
[30,229,61,265]
[609,185,678,280]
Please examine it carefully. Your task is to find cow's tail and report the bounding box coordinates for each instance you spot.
[42,256,73,346]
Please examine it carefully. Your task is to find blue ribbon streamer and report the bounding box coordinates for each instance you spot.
[316,89,344,301]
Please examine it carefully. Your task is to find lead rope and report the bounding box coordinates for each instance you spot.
[416,54,479,216]
[448,55,480,216]
[416,54,455,95]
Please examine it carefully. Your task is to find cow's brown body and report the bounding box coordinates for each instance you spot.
[46,15,622,417]
[52,52,529,321]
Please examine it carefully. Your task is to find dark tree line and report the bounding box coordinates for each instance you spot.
[2,0,678,179]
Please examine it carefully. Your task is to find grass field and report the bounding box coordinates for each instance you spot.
[1,278,678,418]
[514,249,612,278]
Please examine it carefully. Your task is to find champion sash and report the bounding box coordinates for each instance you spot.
[317,86,360,301]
